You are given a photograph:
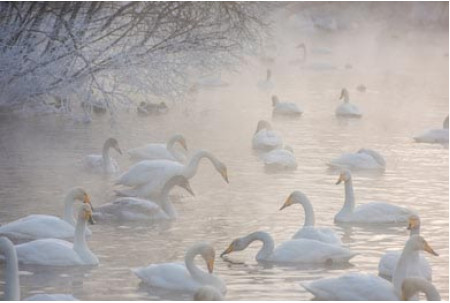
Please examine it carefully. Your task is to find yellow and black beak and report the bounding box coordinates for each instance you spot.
[115,145,123,155]
[85,209,95,225]
[83,193,95,212]
[180,139,188,151]
[336,174,344,185]
[220,243,234,258]
[424,241,438,256]
[221,168,229,184]
[206,258,214,274]
[280,196,293,211]
[407,217,419,230]
[183,182,195,197]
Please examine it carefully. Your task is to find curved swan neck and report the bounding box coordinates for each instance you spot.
[73,213,88,255]
[184,244,210,282]
[63,193,77,226]
[166,135,182,150]
[392,241,420,293]
[159,181,178,218]
[298,198,315,227]
[1,239,20,301]
[184,151,217,178]
[339,178,355,215]
[409,225,420,236]
[242,231,275,261]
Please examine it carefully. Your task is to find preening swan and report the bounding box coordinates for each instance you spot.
[334,170,415,224]
[327,148,386,171]
[271,95,303,116]
[0,237,78,300]
[194,285,224,301]
[115,150,228,199]
[413,116,449,144]
[0,188,92,241]
[93,175,194,221]
[127,134,188,162]
[220,231,355,264]
[133,242,226,295]
[252,120,283,152]
[263,145,297,171]
[335,88,362,118]
[302,235,438,300]
[280,191,342,246]
[14,204,98,266]
[378,215,432,281]
[257,69,274,90]
[84,138,122,174]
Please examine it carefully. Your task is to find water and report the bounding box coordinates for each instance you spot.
[0,18,448,301]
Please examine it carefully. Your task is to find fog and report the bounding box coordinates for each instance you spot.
[0,2,448,301]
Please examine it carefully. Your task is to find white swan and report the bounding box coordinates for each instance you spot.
[115,150,228,199]
[84,138,122,174]
[133,242,226,295]
[263,145,297,171]
[252,120,283,152]
[401,277,441,301]
[271,95,303,116]
[257,69,274,90]
[280,191,342,246]
[378,215,432,281]
[14,204,98,266]
[335,170,416,224]
[93,175,194,221]
[194,285,224,301]
[327,148,386,172]
[127,134,188,163]
[335,88,362,118]
[0,237,78,301]
[302,235,439,300]
[413,116,449,144]
[220,231,356,264]
[0,188,92,241]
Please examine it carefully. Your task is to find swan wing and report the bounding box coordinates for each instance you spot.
[292,227,342,246]
[378,250,432,281]
[93,197,168,221]
[252,130,282,151]
[328,153,381,170]
[414,128,449,143]
[16,239,83,266]
[128,144,178,162]
[335,103,362,117]
[274,103,302,115]
[352,202,415,224]
[116,160,183,187]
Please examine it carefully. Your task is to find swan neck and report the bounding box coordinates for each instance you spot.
[73,214,88,254]
[184,151,214,178]
[63,195,76,226]
[300,199,315,227]
[409,226,420,236]
[340,178,355,215]
[166,135,180,150]
[2,241,20,300]
[244,231,275,261]
[185,247,209,282]
[393,244,420,293]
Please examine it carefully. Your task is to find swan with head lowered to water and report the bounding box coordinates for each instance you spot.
[84,137,122,174]
[0,188,93,242]
[127,134,188,163]
[335,88,362,118]
[133,242,226,295]
[327,148,386,172]
[334,170,416,225]
[115,150,228,199]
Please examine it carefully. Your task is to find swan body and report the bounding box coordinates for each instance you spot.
[271,95,303,116]
[280,191,342,246]
[94,176,194,221]
[335,170,415,225]
[128,134,188,163]
[221,231,355,264]
[252,120,283,152]
[263,146,297,170]
[378,215,432,281]
[0,188,92,241]
[194,285,224,300]
[84,138,122,174]
[0,237,78,301]
[335,88,362,118]
[328,148,385,171]
[133,242,226,295]
[115,150,228,199]
[14,204,98,266]
[414,116,449,144]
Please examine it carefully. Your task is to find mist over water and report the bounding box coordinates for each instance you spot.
[0,3,448,301]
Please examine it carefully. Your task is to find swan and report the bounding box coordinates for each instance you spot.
[263,145,297,171]
[0,237,78,300]
[334,170,416,224]
[252,120,283,152]
[257,69,274,90]
[302,235,438,300]
[93,175,194,221]
[280,191,342,246]
[194,285,224,301]
[13,204,98,266]
[378,215,432,281]
[84,138,122,174]
[271,95,303,116]
[401,277,441,301]
[413,116,449,144]
[220,231,356,264]
[327,148,386,172]
[133,242,226,295]
[115,150,228,199]
[0,188,92,241]
[335,88,362,118]
[127,134,188,163]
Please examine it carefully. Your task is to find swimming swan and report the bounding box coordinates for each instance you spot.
[0,188,93,241]
[263,145,297,171]
[252,120,283,152]
[334,170,415,225]
[257,69,274,90]
[335,88,362,118]
[133,242,226,295]
[272,95,303,116]
[0,237,78,300]
[127,134,188,163]
[327,148,386,172]
[413,116,449,144]
[93,175,194,221]
[220,231,355,264]
[280,191,342,246]
[84,138,122,174]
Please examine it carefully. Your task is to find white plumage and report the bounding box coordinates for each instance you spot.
[328,148,386,171]
[127,134,188,162]
[263,146,297,170]
[335,88,362,118]
[252,120,283,152]
[271,95,303,116]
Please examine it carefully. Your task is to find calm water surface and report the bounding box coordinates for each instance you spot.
[0,21,448,300]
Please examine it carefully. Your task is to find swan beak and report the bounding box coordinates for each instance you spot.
[180,139,188,151]
[115,146,123,155]
[336,174,344,185]
[207,258,214,273]
[184,182,195,197]
[83,193,95,211]
[85,209,95,225]
[280,196,293,211]
[221,168,229,183]
[407,217,418,230]
[220,244,234,257]
[424,241,438,256]
[339,90,344,100]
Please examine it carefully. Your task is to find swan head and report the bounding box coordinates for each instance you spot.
[280,191,308,210]
[167,175,195,196]
[78,203,95,225]
[194,243,216,273]
[336,170,352,185]
[67,187,94,210]
[271,95,280,106]
[255,120,272,134]
[407,235,438,256]
[220,236,248,257]
[105,138,122,155]
[172,134,188,151]
[401,277,441,301]
[339,88,349,102]
[214,161,229,183]
[407,215,420,231]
